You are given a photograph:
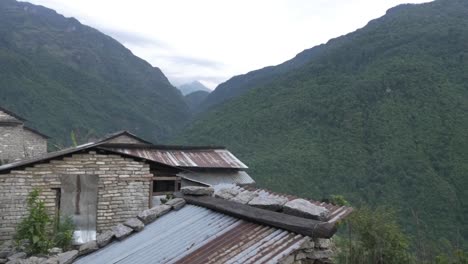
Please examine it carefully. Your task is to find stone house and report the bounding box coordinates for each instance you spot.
[0,130,353,263]
[0,107,48,164]
[0,131,253,244]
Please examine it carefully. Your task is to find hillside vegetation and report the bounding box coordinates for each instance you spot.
[184,90,210,112]
[0,0,189,146]
[177,0,468,248]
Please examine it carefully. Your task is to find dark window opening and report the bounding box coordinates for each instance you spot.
[51,188,61,230]
[154,180,174,193]
[152,177,181,195]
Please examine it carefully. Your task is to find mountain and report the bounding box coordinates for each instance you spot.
[184,90,210,112]
[178,81,211,96]
[0,0,189,146]
[176,0,468,247]
[199,45,325,112]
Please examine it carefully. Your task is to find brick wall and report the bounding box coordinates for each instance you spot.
[0,151,152,243]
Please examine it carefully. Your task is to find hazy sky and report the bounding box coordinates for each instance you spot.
[24,0,432,89]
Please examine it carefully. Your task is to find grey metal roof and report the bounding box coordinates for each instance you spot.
[179,171,255,186]
[103,147,249,169]
[75,205,307,264]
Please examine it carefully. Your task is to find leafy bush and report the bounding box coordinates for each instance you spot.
[15,189,52,254]
[52,216,75,251]
[434,250,468,264]
[336,207,414,264]
[15,189,75,254]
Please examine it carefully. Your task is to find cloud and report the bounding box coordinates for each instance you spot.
[25,0,434,88]
[158,55,225,70]
[169,74,229,89]
[100,28,167,48]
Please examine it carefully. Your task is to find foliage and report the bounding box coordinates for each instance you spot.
[329,195,350,207]
[184,90,210,111]
[160,194,174,204]
[15,189,76,254]
[15,189,52,254]
[336,207,413,264]
[52,216,75,251]
[70,131,78,147]
[435,250,468,264]
[176,0,468,249]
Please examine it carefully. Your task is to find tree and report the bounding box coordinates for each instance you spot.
[336,207,413,264]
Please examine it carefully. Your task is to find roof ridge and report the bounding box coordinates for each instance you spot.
[0,106,27,122]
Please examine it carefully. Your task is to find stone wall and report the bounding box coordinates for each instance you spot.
[0,125,26,164]
[280,238,335,264]
[0,151,152,243]
[22,128,47,159]
[0,111,18,122]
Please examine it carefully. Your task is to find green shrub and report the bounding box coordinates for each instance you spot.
[52,216,75,251]
[435,250,468,264]
[336,207,414,264]
[15,189,76,254]
[15,189,52,254]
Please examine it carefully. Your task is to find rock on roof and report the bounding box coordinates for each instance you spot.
[74,185,352,264]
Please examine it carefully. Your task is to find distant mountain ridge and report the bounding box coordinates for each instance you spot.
[178,81,211,96]
[177,0,468,248]
[198,45,326,112]
[0,0,189,146]
[184,90,210,112]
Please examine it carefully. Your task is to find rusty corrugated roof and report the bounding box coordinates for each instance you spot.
[75,205,307,264]
[102,147,248,169]
[175,221,306,264]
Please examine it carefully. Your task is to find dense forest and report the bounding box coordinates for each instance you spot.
[0,0,189,146]
[176,0,468,252]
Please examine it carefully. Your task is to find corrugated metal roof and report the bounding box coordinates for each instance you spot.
[179,171,255,186]
[75,205,307,264]
[103,147,248,169]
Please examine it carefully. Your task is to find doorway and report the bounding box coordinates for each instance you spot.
[60,175,98,245]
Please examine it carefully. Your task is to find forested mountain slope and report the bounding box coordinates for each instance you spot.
[184,90,210,112]
[177,0,468,246]
[199,41,325,112]
[0,0,189,146]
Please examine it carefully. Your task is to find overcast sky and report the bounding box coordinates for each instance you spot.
[24,0,432,89]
